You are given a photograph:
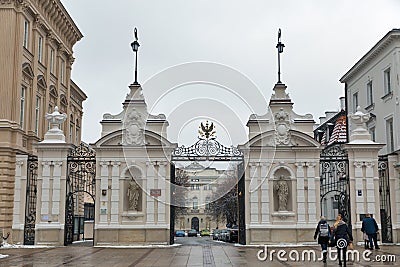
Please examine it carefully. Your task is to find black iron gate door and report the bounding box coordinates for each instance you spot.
[320,144,351,225]
[378,156,392,243]
[65,143,96,246]
[23,155,38,245]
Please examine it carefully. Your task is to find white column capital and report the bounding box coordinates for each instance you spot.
[54,161,63,167]
[16,160,24,167]
[306,162,316,168]
[364,161,375,168]
[100,161,110,167]
[295,162,305,168]
[354,161,363,168]
[112,161,121,167]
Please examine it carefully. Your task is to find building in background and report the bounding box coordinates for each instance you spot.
[339,29,400,243]
[0,0,86,238]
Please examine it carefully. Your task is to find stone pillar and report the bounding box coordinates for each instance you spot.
[345,107,383,242]
[295,162,306,223]
[110,161,120,224]
[158,162,167,223]
[306,162,317,223]
[12,156,27,243]
[99,161,109,224]
[260,163,270,224]
[249,163,259,224]
[0,148,16,239]
[51,162,62,220]
[146,162,155,223]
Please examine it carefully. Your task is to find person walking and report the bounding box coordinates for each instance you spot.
[331,213,353,267]
[314,216,331,263]
[361,214,380,250]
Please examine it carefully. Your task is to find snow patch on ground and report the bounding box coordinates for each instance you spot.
[1,243,55,249]
[95,244,182,248]
[0,254,9,259]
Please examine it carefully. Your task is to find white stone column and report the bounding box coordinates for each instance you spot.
[261,163,270,223]
[12,156,27,232]
[40,161,51,218]
[99,161,109,224]
[158,162,167,223]
[365,161,377,215]
[51,161,62,217]
[353,161,365,215]
[146,162,155,223]
[307,162,317,222]
[296,162,306,223]
[110,161,120,224]
[249,163,259,224]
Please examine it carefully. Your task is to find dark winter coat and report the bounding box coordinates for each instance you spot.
[361,217,378,235]
[332,220,353,245]
[314,219,331,245]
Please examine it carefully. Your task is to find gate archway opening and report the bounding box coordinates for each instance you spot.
[65,143,96,246]
[169,121,245,245]
[319,144,351,226]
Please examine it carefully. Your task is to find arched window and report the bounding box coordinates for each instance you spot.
[205,197,210,210]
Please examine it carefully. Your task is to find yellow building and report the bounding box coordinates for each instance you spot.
[0,0,86,237]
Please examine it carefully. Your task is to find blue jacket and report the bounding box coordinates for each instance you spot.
[361,217,378,235]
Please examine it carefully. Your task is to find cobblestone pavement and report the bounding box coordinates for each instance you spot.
[0,243,399,267]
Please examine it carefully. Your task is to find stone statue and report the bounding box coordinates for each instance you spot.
[124,109,145,145]
[274,175,289,211]
[127,180,140,211]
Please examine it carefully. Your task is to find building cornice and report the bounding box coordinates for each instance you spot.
[340,29,400,83]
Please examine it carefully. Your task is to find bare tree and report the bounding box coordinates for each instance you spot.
[209,177,238,227]
[172,169,190,216]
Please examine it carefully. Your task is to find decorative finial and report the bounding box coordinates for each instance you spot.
[134,27,138,41]
[276,28,285,84]
[42,106,67,143]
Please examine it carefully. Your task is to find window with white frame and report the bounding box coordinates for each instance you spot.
[367,81,373,106]
[34,96,40,134]
[38,35,43,63]
[75,127,79,144]
[50,48,55,73]
[23,20,29,48]
[384,68,391,95]
[20,86,26,128]
[386,118,394,152]
[352,92,358,113]
[192,197,198,209]
[369,126,376,142]
[69,123,73,142]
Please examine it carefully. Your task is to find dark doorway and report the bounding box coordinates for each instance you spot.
[191,217,199,231]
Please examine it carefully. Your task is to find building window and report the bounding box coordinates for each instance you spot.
[47,105,52,130]
[205,197,210,210]
[50,48,55,73]
[386,118,394,153]
[195,184,200,190]
[352,92,358,113]
[75,127,79,144]
[23,20,29,48]
[203,185,207,190]
[190,184,194,190]
[38,35,43,63]
[61,59,65,84]
[192,197,198,209]
[69,123,73,142]
[367,81,373,106]
[369,127,376,142]
[34,96,40,134]
[384,68,391,95]
[20,86,26,128]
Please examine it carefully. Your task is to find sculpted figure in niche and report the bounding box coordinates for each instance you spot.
[127,180,140,211]
[274,175,289,211]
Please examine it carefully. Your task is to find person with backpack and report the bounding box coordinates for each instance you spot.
[314,216,331,263]
[361,213,380,250]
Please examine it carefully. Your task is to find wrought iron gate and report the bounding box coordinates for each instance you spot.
[23,155,38,245]
[65,143,96,246]
[378,156,392,243]
[320,144,351,225]
[170,121,245,245]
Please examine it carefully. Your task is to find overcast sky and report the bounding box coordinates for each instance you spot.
[63,0,399,146]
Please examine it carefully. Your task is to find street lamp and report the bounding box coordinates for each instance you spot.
[130,27,140,85]
[276,28,285,84]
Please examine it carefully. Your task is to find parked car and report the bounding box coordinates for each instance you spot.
[226,229,238,243]
[218,229,228,241]
[188,229,197,237]
[212,229,221,240]
[200,229,210,236]
[175,230,185,237]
